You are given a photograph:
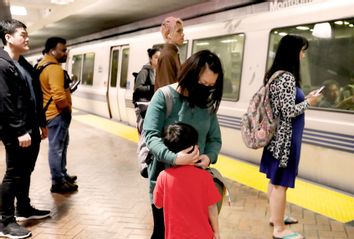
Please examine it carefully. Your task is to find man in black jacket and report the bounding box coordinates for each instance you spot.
[0,19,50,239]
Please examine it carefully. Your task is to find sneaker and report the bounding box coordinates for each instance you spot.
[50,181,78,193]
[16,206,51,221]
[0,221,31,239]
[65,174,77,184]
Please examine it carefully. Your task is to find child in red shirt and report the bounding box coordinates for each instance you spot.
[153,122,221,239]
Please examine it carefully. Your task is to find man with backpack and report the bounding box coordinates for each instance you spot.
[37,37,78,193]
[0,19,50,239]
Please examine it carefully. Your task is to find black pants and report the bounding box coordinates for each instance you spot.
[0,139,40,224]
[151,204,164,239]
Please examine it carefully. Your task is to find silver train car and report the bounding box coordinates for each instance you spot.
[27,0,354,194]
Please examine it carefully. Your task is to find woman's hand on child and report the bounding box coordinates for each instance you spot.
[175,145,200,165]
[195,154,210,169]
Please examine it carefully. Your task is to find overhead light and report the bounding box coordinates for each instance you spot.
[334,21,343,25]
[296,26,310,31]
[279,32,287,36]
[51,0,74,5]
[196,42,209,46]
[312,22,332,38]
[220,39,237,43]
[10,6,27,16]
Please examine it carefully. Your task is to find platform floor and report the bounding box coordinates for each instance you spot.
[0,112,353,239]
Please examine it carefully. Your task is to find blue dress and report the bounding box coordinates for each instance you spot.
[259,87,305,188]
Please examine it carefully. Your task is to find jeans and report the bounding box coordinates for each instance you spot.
[47,113,71,185]
[0,138,40,224]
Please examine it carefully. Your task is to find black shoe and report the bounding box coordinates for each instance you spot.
[65,175,77,184]
[50,181,78,194]
[16,205,51,221]
[0,221,31,238]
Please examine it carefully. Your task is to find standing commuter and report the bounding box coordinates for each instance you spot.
[133,47,160,134]
[37,37,78,193]
[143,50,223,238]
[259,35,321,239]
[0,19,50,239]
[154,16,184,91]
[154,122,221,239]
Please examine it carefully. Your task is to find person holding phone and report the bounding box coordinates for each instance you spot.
[259,35,321,239]
[37,37,78,193]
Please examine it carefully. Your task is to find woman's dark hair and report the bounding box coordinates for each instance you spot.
[177,50,224,113]
[147,47,160,59]
[265,34,308,87]
[163,122,198,153]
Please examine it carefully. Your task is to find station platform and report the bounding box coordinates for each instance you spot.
[0,110,353,239]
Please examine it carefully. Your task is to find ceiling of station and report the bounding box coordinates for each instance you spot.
[7,0,262,52]
[7,0,209,51]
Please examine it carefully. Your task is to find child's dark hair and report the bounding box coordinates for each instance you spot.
[163,122,198,153]
[147,47,160,58]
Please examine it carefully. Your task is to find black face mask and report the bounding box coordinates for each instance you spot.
[190,84,215,108]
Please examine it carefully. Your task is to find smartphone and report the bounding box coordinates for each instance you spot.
[70,80,81,93]
[316,86,325,95]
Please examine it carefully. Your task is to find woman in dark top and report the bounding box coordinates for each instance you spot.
[133,47,160,134]
[259,35,321,239]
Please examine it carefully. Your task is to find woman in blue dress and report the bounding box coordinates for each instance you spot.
[259,35,321,239]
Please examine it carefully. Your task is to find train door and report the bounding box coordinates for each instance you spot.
[107,45,129,122]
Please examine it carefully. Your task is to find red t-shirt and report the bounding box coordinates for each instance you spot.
[154,165,221,239]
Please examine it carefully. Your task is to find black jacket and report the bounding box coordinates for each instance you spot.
[0,48,45,144]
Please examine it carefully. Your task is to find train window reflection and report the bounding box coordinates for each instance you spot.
[71,52,95,86]
[153,40,188,63]
[72,55,82,83]
[110,49,119,87]
[192,34,245,101]
[82,53,95,86]
[120,48,129,88]
[268,18,354,112]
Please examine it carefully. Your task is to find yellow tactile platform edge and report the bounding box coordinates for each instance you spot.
[73,113,354,223]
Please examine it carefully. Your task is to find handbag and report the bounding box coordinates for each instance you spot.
[206,167,231,213]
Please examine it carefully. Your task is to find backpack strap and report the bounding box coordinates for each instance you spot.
[160,85,173,118]
[267,70,285,86]
[35,62,57,112]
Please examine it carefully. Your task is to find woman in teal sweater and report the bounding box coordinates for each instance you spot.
[143,50,224,238]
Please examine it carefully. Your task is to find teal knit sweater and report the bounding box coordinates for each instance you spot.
[143,85,222,201]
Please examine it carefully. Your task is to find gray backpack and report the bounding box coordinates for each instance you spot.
[138,86,173,178]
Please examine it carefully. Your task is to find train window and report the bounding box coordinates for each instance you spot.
[268,18,354,112]
[71,52,95,86]
[179,41,188,63]
[82,53,95,86]
[120,48,129,88]
[72,55,82,82]
[192,34,245,101]
[110,49,119,87]
[152,40,188,63]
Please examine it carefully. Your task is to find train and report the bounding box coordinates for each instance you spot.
[27,0,354,194]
